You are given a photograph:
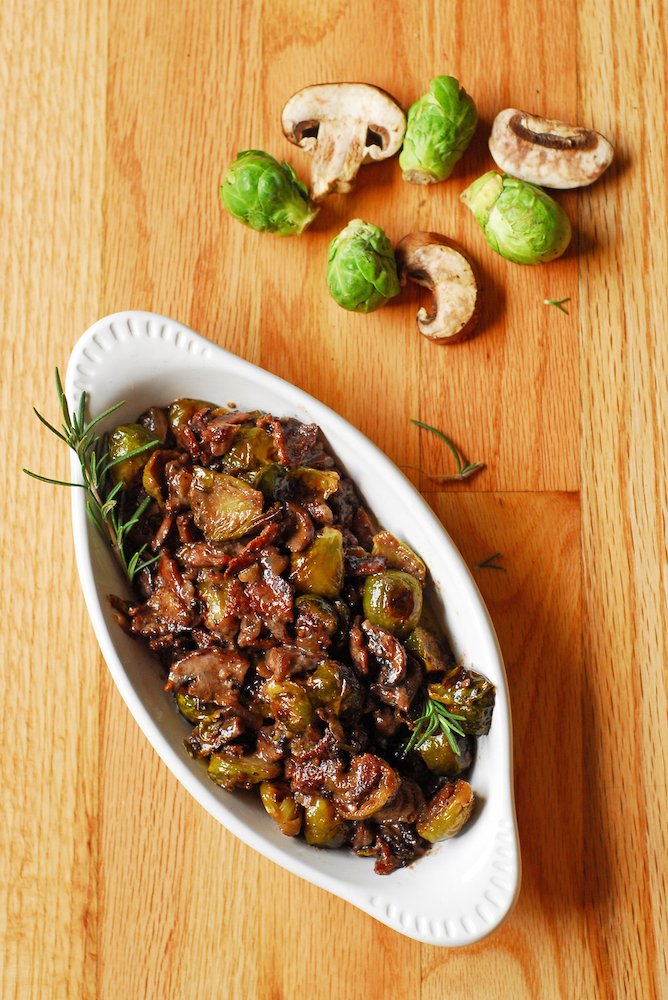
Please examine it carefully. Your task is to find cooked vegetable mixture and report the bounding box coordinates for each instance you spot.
[110,399,495,873]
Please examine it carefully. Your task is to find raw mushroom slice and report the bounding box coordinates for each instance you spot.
[281,83,406,201]
[395,233,479,344]
[488,108,614,189]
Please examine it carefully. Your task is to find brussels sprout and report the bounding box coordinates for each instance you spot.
[429,670,496,736]
[138,406,169,443]
[261,678,315,735]
[399,76,477,184]
[223,427,277,473]
[306,660,363,719]
[141,448,182,507]
[289,467,340,500]
[303,796,347,848]
[189,466,265,541]
[175,690,219,724]
[418,731,472,776]
[259,780,303,837]
[107,423,158,486]
[326,219,400,313]
[371,531,426,584]
[197,570,233,629]
[416,779,474,842]
[461,170,571,265]
[220,150,317,236]
[208,751,281,791]
[290,527,344,598]
[168,398,217,436]
[362,571,423,638]
[294,595,340,649]
[186,711,245,758]
[405,626,452,674]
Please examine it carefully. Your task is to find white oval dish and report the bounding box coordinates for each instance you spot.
[66,310,520,947]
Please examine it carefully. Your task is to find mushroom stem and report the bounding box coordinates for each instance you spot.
[311,122,369,201]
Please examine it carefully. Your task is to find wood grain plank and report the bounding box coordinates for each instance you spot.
[577,2,668,997]
[0,2,107,997]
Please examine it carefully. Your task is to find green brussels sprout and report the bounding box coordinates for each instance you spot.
[326,219,400,313]
[371,530,426,584]
[175,690,219,724]
[261,678,316,735]
[189,466,265,541]
[208,751,281,791]
[259,780,303,837]
[306,660,363,719]
[107,423,158,486]
[290,527,344,598]
[220,150,317,236]
[416,779,474,842]
[362,570,423,638]
[405,626,452,674]
[418,731,472,776]
[399,76,477,184]
[168,398,217,436]
[429,670,496,736]
[461,170,571,265]
[223,427,277,473]
[303,796,347,848]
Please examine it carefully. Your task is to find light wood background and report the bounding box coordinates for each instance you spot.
[2,1,666,997]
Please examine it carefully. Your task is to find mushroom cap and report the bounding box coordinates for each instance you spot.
[281,83,406,163]
[489,108,614,189]
[395,233,479,344]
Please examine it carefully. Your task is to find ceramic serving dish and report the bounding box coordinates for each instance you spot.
[66,310,520,947]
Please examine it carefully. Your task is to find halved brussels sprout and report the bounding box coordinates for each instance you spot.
[290,527,344,598]
[371,531,426,584]
[405,626,452,674]
[141,448,182,507]
[261,677,315,734]
[418,731,472,776]
[415,779,474,842]
[259,780,303,837]
[168,398,218,436]
[108,423,158,486]
[429,670,496,736]
[306,660,363,719]
[175,690,219,724]
[208,751,281,791]
[362,570,423,638]
[290,467,340,500]
[303,796,347,847]
[223,427,277,473]
[197,570,232,629]
[189,466,265,541]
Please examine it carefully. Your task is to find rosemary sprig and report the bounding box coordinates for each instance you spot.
[544,296,571,315]
[403,697,466,755]
[410,419,484,482]
[474,551,506,572]
[24,369,159,582]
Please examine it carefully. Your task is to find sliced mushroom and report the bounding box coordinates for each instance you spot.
[488,108,614,189]
[395,233,479,344]
[281,83,406,201]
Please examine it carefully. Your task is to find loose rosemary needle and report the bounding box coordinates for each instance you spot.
[24,369,159,582]
[410,419,485,482]
[544,296,571,315]
[474,552,506,572]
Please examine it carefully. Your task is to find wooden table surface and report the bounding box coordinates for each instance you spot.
[3,1,667,997]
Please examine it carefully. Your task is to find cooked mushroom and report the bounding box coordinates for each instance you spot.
[488,108,614,189]
[281,83,406,201]
[395,233,479,344]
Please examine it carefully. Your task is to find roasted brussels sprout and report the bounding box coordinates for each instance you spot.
[138,406,169,443]
[294,595,339,650]
[168,398,217,436]
[461,170,571,265]
[189,466,265,541]
[326,219,400,313]
[220,150,317,236]
[416,779,474,842]
[261,677,315,734]
[418,731,472,776]
[197,570,232,629]
[186,711,246,758]
[306,660,363,719]
[362,570,423,638]
[371,531,426,584]
[400,76,477,184]
[405,626,454,674]
[141,448,181,507]
[290,527,344,598]
[260,780,303,837]
[429,670,496,736]
[175,690,219,724]
[223,427,277,473]
[289,467,340,500]
[208,751,281,791]
[303,796,347,848]
[108,423,158,487]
